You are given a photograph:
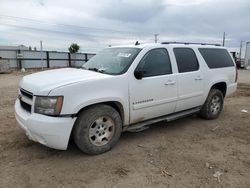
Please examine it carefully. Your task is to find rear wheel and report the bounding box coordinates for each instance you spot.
[200,89,224,120]
[73,104,122,155]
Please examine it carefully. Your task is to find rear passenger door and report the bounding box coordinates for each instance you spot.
[174,48,204,112]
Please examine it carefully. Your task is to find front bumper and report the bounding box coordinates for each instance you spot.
[15,99,76,150]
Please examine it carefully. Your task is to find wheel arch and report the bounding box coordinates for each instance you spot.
[69,100,126,144]
[75,101,125,124]
[210,82,227,97]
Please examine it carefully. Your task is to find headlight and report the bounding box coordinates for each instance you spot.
[34,96,63,116]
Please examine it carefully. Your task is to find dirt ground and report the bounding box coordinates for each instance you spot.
[0,69,250,188]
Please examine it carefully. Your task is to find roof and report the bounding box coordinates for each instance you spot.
[0,45,29,50]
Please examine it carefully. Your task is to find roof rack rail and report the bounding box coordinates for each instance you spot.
[161,42,221,46]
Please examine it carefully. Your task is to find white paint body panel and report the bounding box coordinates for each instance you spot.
[128,46,178,123]
[20,68,111,95]
[15,43,237,150]
[129,74,178,123]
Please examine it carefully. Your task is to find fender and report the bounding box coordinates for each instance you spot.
[74,97,129,125]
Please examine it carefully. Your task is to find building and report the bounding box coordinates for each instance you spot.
[0,45,29,51]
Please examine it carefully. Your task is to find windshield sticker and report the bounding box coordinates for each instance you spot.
[117,53,131,58]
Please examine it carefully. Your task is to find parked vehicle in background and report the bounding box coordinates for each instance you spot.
[15,42,237,155]
[230,51,244,69]
[239,58,245,69]
[235,58,245,69]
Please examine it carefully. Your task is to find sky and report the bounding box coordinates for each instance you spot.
[0,0,249,53]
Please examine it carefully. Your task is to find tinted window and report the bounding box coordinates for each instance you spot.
[174,48,199,73]
[137,48,172,77]
[199,48,234,68]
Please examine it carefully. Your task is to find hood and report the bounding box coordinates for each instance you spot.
[20,68,111,95]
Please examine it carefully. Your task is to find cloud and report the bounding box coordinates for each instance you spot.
[97,0,166,23]
[37,0,45,6]
[0,0,249,52]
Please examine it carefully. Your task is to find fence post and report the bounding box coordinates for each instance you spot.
[46,51,50,68]
[84,53,88,62]
[68,53,71,67]
[17,49,22,69]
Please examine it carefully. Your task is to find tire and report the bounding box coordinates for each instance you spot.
[73,104,122,155]
[199,89,224,120]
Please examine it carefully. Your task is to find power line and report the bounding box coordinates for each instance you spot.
[0,23,144,40]
[0,14,153,36]
[0,14,158,49]
[0,23,154,51]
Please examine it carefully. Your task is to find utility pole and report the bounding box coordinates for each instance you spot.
[239,40,243,61]
[154,34,158,43]
[40,40,43,70]
[222,32,226,46]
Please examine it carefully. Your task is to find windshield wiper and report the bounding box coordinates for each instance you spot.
[88,67,106,73]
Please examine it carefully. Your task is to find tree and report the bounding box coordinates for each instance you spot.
[68,43,80,53]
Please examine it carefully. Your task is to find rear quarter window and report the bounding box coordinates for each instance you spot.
[198,48,234,68]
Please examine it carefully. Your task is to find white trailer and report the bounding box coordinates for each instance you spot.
[245,42,250,69]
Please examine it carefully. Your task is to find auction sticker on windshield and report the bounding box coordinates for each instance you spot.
[117,53,131,58]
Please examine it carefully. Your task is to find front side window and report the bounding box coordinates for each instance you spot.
[83,47,141,75]
[136,48,172,77]
[174,48,199,73]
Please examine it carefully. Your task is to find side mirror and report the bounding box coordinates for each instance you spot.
[134,69,144,79]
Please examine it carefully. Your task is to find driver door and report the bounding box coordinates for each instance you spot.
[129,48,177,124]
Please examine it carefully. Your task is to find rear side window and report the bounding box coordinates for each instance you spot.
[174,48,199,73]
[137,48,172,77]
[198,48,234,68]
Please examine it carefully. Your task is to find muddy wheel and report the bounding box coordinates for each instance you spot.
[200,89,224,120]
[73,104,122,155]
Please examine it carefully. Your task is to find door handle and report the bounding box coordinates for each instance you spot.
[164,80,176,85]
[195,76,203,80]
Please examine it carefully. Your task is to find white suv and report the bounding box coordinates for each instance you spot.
[15,42,237,155]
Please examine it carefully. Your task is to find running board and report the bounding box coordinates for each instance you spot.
[126,107,201,132]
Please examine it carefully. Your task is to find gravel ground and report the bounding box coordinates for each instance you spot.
[238,69,250,84]
[0,69,249,188]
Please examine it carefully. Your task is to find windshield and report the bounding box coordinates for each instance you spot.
[82,47,141,75]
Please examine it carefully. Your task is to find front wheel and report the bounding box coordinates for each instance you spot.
[73,105,122,155]
[199,89,224,120]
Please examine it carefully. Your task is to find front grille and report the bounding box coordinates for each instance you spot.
[20,89,33,99]
[19,88,33,113]
[20,100,32,112]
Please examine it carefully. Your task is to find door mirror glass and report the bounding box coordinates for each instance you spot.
[134,69,144,79]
